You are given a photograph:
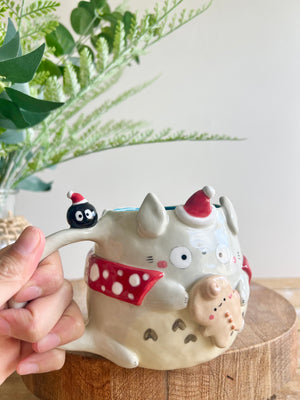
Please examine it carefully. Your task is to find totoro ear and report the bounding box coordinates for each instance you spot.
[219,196,239,235]
[137,193,169,238]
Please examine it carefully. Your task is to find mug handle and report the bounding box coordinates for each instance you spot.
[10,224,100,309]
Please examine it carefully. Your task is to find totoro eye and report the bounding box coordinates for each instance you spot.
[75,210,84,222]
[216,244,231,264]
[170,246,192,269]
[85,209,94,219]
[200,247,208,255]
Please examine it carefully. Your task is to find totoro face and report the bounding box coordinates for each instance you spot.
[67,202,98,228]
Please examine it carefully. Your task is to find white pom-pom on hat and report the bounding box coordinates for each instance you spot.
[67,191,88,205]
[175,185,216,227]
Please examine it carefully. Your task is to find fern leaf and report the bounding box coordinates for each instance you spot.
[113,21,125,60]
[178,9,186,24]
[23,0,60,19]
[126,13,138,42]
[96,37,109,72]
[0,5,7,18]
[63,62,80,97]
[30,70,50,86]
[43,76,64,102]
[21,19,59,40]
[72,120,146,157]
[139,12,150,36]
[0,0,18,17]
[0,21,6,45]
[70,76,159,135]
[162,0,171,14]
[149,0,212,46]
[79,47,95,88]
[168,13,177,31]
[51,68,124,126]
[15,126,237,183]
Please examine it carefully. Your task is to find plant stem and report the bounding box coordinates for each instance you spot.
[55,14,100,67]
[149,0,213,47]
[17,0,26,32]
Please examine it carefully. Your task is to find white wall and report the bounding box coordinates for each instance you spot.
[18,0,300,280]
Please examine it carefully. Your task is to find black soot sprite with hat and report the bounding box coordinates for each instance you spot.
[67,191,98,228]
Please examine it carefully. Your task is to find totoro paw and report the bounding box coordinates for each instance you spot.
[116,352,139,369]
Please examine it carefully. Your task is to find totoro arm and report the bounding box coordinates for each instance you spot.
[143,279,189,311]
[235,271,250,305]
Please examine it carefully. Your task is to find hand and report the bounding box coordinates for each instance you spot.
[0,226,85,385]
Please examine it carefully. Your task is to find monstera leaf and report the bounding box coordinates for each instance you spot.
[0,20,64,135]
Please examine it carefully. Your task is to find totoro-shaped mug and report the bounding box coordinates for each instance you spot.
[42,185,251,370]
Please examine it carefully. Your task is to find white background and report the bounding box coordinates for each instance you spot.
[17,0,300,280]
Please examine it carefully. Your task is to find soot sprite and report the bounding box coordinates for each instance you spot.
[67,191,98,228]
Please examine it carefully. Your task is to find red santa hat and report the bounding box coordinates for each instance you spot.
[175,186,216,227]
[67,191,88,205]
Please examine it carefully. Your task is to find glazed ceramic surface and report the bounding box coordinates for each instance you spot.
[43,186,251,370]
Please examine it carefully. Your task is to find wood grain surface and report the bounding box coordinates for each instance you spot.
[1,278,299,400]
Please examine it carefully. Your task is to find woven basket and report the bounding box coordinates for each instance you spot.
[0,212,30,249]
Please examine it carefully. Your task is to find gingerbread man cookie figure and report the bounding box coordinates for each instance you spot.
[189,275,244,348]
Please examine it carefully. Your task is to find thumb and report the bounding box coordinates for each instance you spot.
[0,226,45,307]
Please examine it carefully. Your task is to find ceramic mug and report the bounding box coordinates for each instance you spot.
[42,186,251,370]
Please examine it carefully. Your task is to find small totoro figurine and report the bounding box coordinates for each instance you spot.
[66,191,98,229]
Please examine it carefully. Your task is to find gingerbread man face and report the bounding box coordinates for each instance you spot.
[189,275,244,348]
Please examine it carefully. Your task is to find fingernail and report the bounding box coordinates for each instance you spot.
[16,286,42,302]
[35,333,61,353]
[18,363,39,375]
[14,227,41,256]
[0,318,10,335]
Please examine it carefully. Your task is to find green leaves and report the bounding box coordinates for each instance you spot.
[0,31,20,61]
[0,43,45,83]
[70,0,109,35]
[0,0,219,193]
[3,17,18,46]
[112,21,125,59]
[0,98,29,129]
[0,20,64,132]
[0,91,62,129]
[71,3,95,35]
[22,1,60,19]
[46,23,75,56]
[67,0,138,64]
[0,129,26,144]
[6,87,63,112]
[16,175,52,191]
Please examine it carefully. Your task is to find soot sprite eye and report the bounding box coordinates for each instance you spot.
[75,210,84,222]
[170,247,192,269]
[85,209,94,219]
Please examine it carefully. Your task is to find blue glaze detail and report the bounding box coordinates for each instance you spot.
[114,206,177,212]
[113,205,219,212]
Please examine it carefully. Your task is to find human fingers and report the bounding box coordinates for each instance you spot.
[0,226,45,306]
[0,336,21,385]
[17,348,66,376]
[13,251,64,303]
[0,280,73,342]
[33,300,85,353]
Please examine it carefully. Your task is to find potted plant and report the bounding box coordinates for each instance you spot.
[0,0,232,244]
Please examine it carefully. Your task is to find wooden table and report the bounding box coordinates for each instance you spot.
[1,278,299,400]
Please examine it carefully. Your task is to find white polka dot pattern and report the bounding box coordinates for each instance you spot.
[87,254,164,306]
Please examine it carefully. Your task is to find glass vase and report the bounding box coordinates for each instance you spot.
[0,189,29,249]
